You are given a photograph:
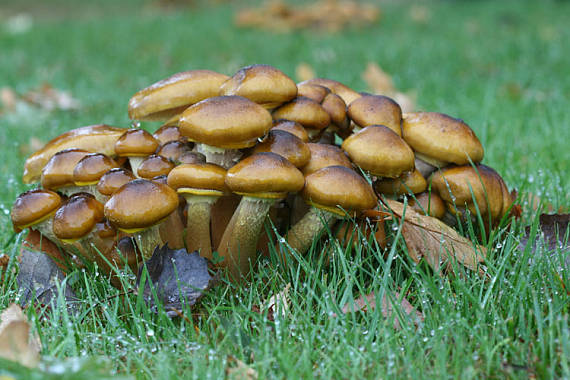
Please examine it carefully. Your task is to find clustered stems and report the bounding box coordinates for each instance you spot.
[194,144,242,169]
[128,157,145,177]
[184,196,217,260]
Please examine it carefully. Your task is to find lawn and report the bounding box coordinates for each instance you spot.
[0,0,569,378]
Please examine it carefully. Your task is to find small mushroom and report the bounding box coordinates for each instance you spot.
[41,148,91,196]
[347,94,402,135]
[136,154,175,179]
[408,191,446,219]
[73,153,119,201]
[96,168,136,202]
[298,78,362,105]
[156,141,194,163]
[152,125,186,145]
[374,169,427,197]
[251,129,311,168]
[114,129,159,177]
[271,119,309,142]
[272,96,331,141]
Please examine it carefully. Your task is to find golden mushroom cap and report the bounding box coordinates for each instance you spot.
[374,169,427,196]
[251,130,311,168]
[302,166,377,216]
[73,153,119,186]
[272,97,331,132]
[41,148,91,190]
[52,193,104,242]
[402,112,484,166]
[179,95,273,149]
[271,120,309,142]
[322,92,349,130]
[297,83,330,102]
[298,78,362,105]
[409,191,446,219]
[128,69,230,121]
[137,154,175,179]
[220,64,297,109]
[155,140,193,162]
[167,163,227,196]
[11,189,62,231]
[152,125,185,145]
[104,179,179,232]
[301,143,352,176]
[348,94,402,136]
[96,168,136,197]
[341,125,415,178]
[114,129,159,158]
[225,152,304,199]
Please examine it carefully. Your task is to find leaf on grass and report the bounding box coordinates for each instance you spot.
[295,63,315,82]
[362,62,416,112]
[1,87,18,112]
[519,213,569,268]
[0,304,42,368]
[382,199,487,275]
[262,283,291,319]
[226,356,258,380]
[337,290,424,330]
[22,83,80,111]
[137,245,215,316]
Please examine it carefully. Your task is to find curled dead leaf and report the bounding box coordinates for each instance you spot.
[0,304,42,368]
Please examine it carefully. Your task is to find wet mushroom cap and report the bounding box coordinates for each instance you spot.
[96,168,136,197]
[225,152,304,198]
[73,153,119,185]
[298,78,362,105]
[178,151,207,165]
[179,95,273,149]
[251,130,311,168]
[271,120,309,142]
[302,165,377,216]
[347,95,402,136]
[402,112,484,165]
[220,64,297,109]
[341,125,415,178]
[104,179,179,232]
[374,169,427,195]
[41,148,91,190]
[136,155,175,179]
[11,189,62,231]
[128,69,230,121]
[114,129,159,157]
[321,92,349,130]
[156,141,193,162]
[272,96,331,132]
[301,143,352,175]
[297,83,331,102]
[153,125,185,145]
[167,163,227,195]
[52,193,104,241]
[409,191,446,219]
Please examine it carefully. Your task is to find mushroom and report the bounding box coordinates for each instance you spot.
[136,154,175,179]
[347,94,402,135]
[156,141,194,163]
[298,78,362,105]
[96,168,136,202]
[152,125,186,145]
[41,148,91,196]
[301,143,353,176]
[271,119,309,142]
[272,96,331,141]
[374,169,427,197]
[73,153,119,201]
[114,129,160,177]
[408,191,446,219]
[11,189,62,242]
[251,129,311,168]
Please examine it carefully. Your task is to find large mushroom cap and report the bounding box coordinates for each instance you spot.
[348,94,402,135]
[251,130,311,168]
[52,193,104,241]
[11,189,62,231]
[271,120,309,142]
[220,64,297,109]
[137,155,175,179]
[128,69,230,121]
[302,166,377,216]
[41,148,91,190]
[301,143,352,175]
[73,153,119,185]
[272,96,331,132]
[341,125,415,178]
[374,168,427,196]
[179,95,273,149]
[114,129,159,158]
[167,163,227,196]
[225,152,304,199]
[104,179,179,232]
[402,112,484,166]
[96,168,136,197]
[298,78,361,105]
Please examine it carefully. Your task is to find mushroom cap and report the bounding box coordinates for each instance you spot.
[114,129,159,158]
[297,83,330,102]
[153,125,185,145]
[402,112,484,166]
[348,95,402,136]
[341,125,415,178]
[271,120,309,142]
[374,169,427,196]
[301,143,352,175]
[220,64,297,109]
[73,153,119,186]
[11,189,62,231]
[53,193,104,241]
[302,166,377,216]
[409,191,446,219]
[251,130,311,168]
[322,92,349,130]
[155,140,193,162]
[128,69,230,121]
[298,78,362,105]
[137,154,175,179]
[178,151,207,165]
[179,95,273,149]
[23,124,126,184]
[225,152,304,199]
[167,163,227,196]
[272,97,331,131]
[104,179,179,232]
[96,168,136,196]
[430,164,505,220]
[41,148,91,190]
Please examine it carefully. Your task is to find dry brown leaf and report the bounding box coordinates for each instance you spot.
[382,199,487,275]
[22,83,80,111]
[226,356,258,380]
[22,230,71,273]
[295,63,316,82]
[0,304,42,368]
[362,62,416,112]
[0,87,18,112]
[338,290,424,330]
[262,283,291,318]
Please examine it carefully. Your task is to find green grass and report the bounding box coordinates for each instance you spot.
[1,0,569,378]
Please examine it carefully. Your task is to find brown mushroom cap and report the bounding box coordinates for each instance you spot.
[272,97,331,132]
[167,163,227,196]
[298,78,361,105]
[179,95,273,149]
[402,112,484,166]
[297,83,330,102]
[301,143,352,175]
[409,191,446,219]
[104,179,179,232]
[128,69,230,121]
[374,169,427,196]
[178,151,207,165]
[341,125,415,178]
[271,120,309,142]
[11,189,62,231]
[52,193,104,241]
[137,155,175,179]
[302,166,377,216]
[156,141,193,162]
[153,125,185,145]
[220,64,297,109]
[321,92,349,131]
[96,168,136,197]
[73,153,119,186]
[225,152,304,199]
[114,129,159,158]
[251,130,311,168]
[348,95,402,136]
[41,149,91,190]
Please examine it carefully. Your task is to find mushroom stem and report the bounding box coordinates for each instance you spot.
[184,196,216,260]
[217,196,275,281]
[194,144,242,169]
[128,157,145,178]
[134,224,162,261]
[283,207,337,256]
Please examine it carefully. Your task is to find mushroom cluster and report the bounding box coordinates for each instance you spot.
[12,64,516,283]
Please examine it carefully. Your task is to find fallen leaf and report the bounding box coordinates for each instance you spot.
[22,230,72,272]
[226,356,258,380]
[519,214,569,268]
[137,245,216,316]
[22,83,80,111]
[337,290,424,330]
[295,63,315,82]
[0,87,18,112]
[382,198,487,275]
[0,304,42,368]
[262,283,290,319]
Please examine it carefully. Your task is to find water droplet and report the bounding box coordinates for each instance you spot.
[146,329,155,337]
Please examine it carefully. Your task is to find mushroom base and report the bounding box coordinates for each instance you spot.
[283,207,337,256]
